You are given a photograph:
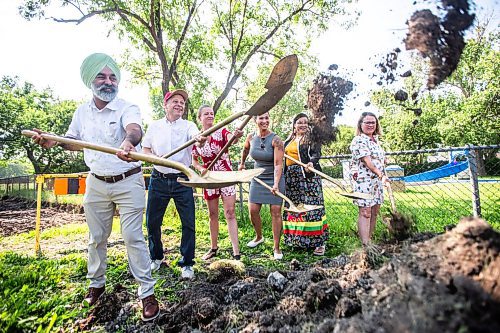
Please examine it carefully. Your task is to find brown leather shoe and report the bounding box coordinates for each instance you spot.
[83,286,105,306]
[141,295,160,322]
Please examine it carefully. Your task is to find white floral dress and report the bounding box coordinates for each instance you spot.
[349,134,386,207]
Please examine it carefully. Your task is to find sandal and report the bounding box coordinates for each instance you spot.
[202,247,218,260]
[232,253,241,260]
[313,245,325,256]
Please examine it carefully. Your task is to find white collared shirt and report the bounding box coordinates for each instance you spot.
[142,117,199,174]
[65,97,143,175]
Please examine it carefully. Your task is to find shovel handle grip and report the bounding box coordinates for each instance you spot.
[284,154,347,191]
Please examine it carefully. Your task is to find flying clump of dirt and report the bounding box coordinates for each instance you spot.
[374,48,401,86]
[404,0,475,88]
[307,72,353,145]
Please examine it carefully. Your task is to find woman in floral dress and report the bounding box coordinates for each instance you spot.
[192,105,243,260]
[349,112,390,245]
[282,113,328,255]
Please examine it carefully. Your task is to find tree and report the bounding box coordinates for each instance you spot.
[0,76,86,174]
[19,0,354,118]
[324,124,354,155]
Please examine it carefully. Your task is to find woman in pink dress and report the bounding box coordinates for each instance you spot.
[192,105,243,260]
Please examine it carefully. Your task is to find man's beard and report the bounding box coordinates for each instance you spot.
[91,83,118,102]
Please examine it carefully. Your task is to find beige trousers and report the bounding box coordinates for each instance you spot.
[83,172,155,299]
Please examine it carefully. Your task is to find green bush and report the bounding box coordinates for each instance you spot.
[321,164,343,178]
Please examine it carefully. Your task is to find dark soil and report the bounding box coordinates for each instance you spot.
[0,196,85,236]
[79,217,499,332]
[404,0,475,88]
[307,72,353,145]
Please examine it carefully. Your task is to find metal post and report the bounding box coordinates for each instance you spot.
[239,182,244,223]
[35,175,44,256]
[466,146,481,217]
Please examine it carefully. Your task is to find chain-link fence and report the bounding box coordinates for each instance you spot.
[318,145,499,231]
[1,145,499,230]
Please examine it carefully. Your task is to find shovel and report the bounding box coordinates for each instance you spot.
[163,55,298,160]
[21,130,264,189]
[383,182,414,240]
[202,55,299,175]
[253,177,323,213]
[284,154,373,200]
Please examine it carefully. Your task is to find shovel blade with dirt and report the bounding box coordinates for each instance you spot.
[202,54,299,175]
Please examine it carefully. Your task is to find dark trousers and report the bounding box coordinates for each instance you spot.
[146,170,195,267]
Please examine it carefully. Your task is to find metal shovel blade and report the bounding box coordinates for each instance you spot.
[253,177,323,213]
[265,54,299,89]
[178,168,264,189]
[283,154,373,200]
[245,82,293,116]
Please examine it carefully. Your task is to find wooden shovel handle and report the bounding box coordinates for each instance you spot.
[162,110,246,159]
[202,115,253,176]
[253,177,293,207]
[21,130,193,176]
[284,154,348,191]
[385,182,397,212]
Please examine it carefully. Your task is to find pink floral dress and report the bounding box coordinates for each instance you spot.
[192,128,236,200]
[349,134,386,207]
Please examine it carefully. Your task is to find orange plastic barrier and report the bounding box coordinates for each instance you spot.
[53,178,86,195]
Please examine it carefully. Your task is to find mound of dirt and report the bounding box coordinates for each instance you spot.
[81,217,499,332]
[0,196,85,237]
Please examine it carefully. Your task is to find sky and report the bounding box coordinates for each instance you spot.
[0,0,498,126]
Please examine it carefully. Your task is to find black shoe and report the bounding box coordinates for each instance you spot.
[202,247,218,260]
[232,253,241,260]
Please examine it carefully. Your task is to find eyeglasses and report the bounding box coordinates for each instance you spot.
[260,137,266,149]
[362,121,376,125]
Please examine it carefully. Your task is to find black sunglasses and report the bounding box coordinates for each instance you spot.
[260,137,266,149]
